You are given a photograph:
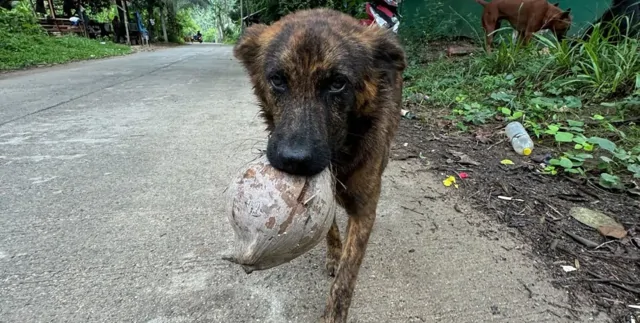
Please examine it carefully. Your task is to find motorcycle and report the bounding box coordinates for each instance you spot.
[192,34,203,43]
[359,0,401,33]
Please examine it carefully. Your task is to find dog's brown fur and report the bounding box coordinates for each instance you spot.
[476,0,572,51]
[233,8,406,323]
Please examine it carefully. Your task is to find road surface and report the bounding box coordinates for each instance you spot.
[0,45,607,322]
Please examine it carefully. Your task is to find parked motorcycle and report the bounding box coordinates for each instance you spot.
[359,0,401,33]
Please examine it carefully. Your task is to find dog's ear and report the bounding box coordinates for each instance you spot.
[561,8,571,19]
[553,2,559,6]
[371,29,407,75]
[233,24,269,72]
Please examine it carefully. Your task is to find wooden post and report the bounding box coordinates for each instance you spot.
[46,0,55,18]
[115,2,131,45]
[79,3,88,38]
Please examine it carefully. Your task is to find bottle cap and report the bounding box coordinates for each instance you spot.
[523,148,532,156]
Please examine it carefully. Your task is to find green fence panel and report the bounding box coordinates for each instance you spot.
[399,0,614,40]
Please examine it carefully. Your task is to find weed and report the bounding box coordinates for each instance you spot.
[403,21,640,190]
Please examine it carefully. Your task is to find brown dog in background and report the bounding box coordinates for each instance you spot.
[233,8,406,323]
[476,0,572,51]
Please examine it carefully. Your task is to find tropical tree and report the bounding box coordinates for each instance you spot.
[208,0,235,42]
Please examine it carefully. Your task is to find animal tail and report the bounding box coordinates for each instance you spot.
[475,0,489,6]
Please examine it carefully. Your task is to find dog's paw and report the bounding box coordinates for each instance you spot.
[325,257,338,277]
[319,313,332,323]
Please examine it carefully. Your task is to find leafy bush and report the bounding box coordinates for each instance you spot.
[202,28,216,42]
[0,2,43,35]
[176,7,199,37]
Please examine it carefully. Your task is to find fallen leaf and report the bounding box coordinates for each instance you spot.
[442,176,459,189]
[400,109,416,119]
[501,159,515,165]
[561,265,577,272]
[598,225,627,239]
[475,134,491,144]
[459,172,469,179]
[574,259,580,270]
[570,207,625,233]
[448,150,481,166]
[474,129,492,144]
[436,120,452,129]
[531,153,552,164]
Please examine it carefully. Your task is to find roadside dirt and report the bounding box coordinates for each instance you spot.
[392,109,640,322]
[129,42,183,53]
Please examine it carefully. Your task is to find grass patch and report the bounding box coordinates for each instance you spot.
[0,5,131,71]
[403,19,640,191]
[0,33,132,71]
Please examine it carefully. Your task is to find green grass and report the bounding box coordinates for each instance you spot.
[403,18,640,191]
[1,3,131,71]
[0,32,132,71]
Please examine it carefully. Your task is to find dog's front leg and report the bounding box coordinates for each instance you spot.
[323,211,376,323]
[522,31,534,45]
[325,216,342,277]
[322,170,381,323]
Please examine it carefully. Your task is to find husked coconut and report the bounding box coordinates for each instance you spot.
[223,155,336,273]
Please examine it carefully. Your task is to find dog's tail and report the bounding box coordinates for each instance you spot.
[475,0,489,6]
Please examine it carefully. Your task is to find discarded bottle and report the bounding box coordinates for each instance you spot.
[505,121,534,156]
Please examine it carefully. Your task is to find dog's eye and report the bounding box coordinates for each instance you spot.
[329,77,347,93]
[269,74,286,91]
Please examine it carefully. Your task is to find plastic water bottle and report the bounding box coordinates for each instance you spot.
[505,121,534,156]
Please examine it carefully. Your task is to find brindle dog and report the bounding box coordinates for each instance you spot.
[233,7,407,323]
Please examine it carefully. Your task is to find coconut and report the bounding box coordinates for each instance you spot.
[222,155,336,273]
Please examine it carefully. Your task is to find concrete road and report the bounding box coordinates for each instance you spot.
[0,45,607,323]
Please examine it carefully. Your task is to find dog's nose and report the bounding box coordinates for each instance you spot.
[275,145,326,176]
[266,139,330,177]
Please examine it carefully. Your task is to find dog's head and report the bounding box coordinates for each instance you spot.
[234,9,406,177]
[545,6,572,40]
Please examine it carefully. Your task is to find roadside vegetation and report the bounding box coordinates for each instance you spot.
[0,2,129,71]
[0,0,375,71]
[403,17,640,193]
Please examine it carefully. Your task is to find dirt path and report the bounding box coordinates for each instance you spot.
[393,115,640,322]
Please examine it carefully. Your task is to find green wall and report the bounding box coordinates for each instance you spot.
[399,0,613,40]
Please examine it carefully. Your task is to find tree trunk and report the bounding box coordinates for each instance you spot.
[122,2,130,45]
[116,0,125,23]
[146,0,154,42]
[161,7,168,43]
[213,8,224,43]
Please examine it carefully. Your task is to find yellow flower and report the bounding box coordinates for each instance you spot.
[443,176,458,188]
